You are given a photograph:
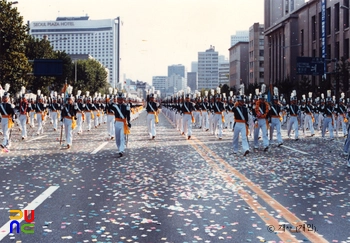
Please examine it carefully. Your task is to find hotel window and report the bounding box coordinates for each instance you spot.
[335,3,340,32]
[312,15,316,41]
[344,0,350,28]
[326,7,331,35]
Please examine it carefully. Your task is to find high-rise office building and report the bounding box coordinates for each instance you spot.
[229,42,249,89]
[187,72,197,92]
[231,30,249,47]
[249,23,265,84]
[152,76,167,95]
[168,64,186,78]
[197,46,219,90]
[28,16,120,87]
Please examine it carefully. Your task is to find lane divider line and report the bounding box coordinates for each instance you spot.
[91,142,108,154]
[0,185,60,241]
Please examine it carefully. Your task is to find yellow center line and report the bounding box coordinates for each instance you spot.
[160,112,328,243]
[192,136,328,243]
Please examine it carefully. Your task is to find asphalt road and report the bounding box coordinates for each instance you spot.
[0,110,349,243]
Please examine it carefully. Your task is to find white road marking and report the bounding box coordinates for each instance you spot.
[281,145,309,155]
[91,142,108,154]
[0,185,59,241]
[27,135,47,142]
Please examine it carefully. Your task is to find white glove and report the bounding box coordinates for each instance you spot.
[74,104,78,109]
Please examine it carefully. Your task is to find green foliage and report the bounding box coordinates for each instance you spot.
[0,0,31,93]
[72,59,108,95]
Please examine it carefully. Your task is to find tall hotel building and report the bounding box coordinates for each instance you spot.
[197,45,219,90]
[28,16,120,87]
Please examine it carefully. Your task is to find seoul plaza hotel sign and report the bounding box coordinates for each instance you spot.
[33,22,75,27]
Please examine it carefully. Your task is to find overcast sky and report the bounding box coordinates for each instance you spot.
[16,0,264,84]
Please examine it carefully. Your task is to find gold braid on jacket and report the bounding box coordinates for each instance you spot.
[255,100,269,118]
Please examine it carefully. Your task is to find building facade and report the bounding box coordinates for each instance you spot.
[168,64,186,78]
[28,16,120,87]
[187,72,197,92]
[231,30,249,47]
[218,61,230,86]
[264,0,350,96]
[249,23,265,84]
[229,42,249,89]
[197,46,219,90]
[152,76,167,97]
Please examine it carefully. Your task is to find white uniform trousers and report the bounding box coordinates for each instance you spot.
[304,114,315,135]
[287,116,299,139]
[147,113,156,137]
[270,117,283,144]
[64,118,73,146]
[176,113,182,133]
[36,113,44,134]
[337,116,347,136]
[317,113,324,130]
[201,112,209,131]
[232,122,249,153]
[29,111,35,127]
[19,114,27,138]
[51,111,58,130]
[182,114,192,136]
[213,113,223,138]
[1,117,10,148]
[254,118,269,148]
[99,111,104,124]
[194,111,201,127]
[322,117,334,138]
[226,112,234,130]
[107,114,115,137]
[76,112,83,133]
[93,111,99,127]
[115,120,125,153]
[209,113,215,134]
[85,112,92,130]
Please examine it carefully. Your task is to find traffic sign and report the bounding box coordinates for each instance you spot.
[296,57,324,75]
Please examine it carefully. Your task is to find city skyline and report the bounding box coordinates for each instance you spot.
[16,0,264,85]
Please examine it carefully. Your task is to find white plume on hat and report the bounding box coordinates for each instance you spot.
[341,92,345,99]
[37,90,41,96]
[77,90,81,97]
[216,87,221,94]
[308,92,312,98]
[21,86,26,95]
[239,84,244,96]
[210,89,214,96]
[327,90,331,97]
[230,91,233,97]
[273,87,278,96]
[108,87,113,95]
[321,93,324,99]
[67,85,73,95]
[255,89,259,96]
[4,83,10,92]
[86,91,90,97]
[261,84,266,94]
[204,90,208,97]
[302,94,306,100]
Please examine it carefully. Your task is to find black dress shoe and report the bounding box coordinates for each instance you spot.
[119,152,123,157]
[264,146,269,151]
[188,136,191,140]
[244,150,249,156]
[152,136,155,139]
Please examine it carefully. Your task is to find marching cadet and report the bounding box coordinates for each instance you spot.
[27,95,36,128]
[109,93,131,157]
[49,94,61,132]
[0,86,15,149]
[232,94,250,156]
[17,88,29,140]
[287,90,300,140]
[105,95,115,140]
[321,90,334,140]
[60,92,77,149]
[268,87,283,147]
[194,95,202,129]
[92,96,100,128]
[35,91,47,135]
[250,90,259,139]
[336,93,348,137]
[75,91,85,134]
[98,96,105,125]
[225,93,235,131]
[201,92,210,132]
[212,88,225,140]
[84,92,93,131]
[208,90,215,135]
[146,93,159,139]
[317,94,326,131]
[181,93,195,139]
[301,93,316,137]
[254,84,270,151]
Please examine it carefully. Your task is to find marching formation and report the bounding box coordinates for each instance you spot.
[161,85,350,168]
[0,84,142,157]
